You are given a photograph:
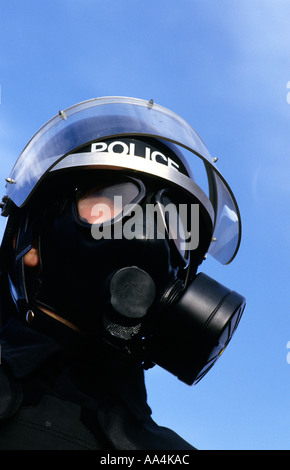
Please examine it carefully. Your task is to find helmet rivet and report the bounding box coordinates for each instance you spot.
[58,110,67,120]
[147,99,154,109]
[26,310,35,324]
[5,177,16,184]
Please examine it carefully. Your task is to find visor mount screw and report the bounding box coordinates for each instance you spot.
[5,177,16,184]
[212,157,219,163]
[147,99,154,109]
[26,310,35,324]
[58,110,67,120]
[212,237,217,242]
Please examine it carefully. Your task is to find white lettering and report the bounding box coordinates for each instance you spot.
[100,454,135,467]
[122,204,144,240]
[145,146,151,161]
[129,142,136,157]
[89,140,180,171]
[167,156,180,170]
[90,197,199,252]
[143,454,190,465]
[90,202,113,240]
[145,203,167,240]
[108,141,129,154]
[179,203,199,250]
[91,142,107,152]
[151,150,167,164]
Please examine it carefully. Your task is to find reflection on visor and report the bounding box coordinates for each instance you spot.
[160,193,189,261]
[77,180,143,225]
[207,172,240,265]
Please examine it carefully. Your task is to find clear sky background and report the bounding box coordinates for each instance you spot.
[0,0,290,450]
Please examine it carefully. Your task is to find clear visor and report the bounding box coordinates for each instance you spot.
[161,197,188,259]
[3,96,241,264]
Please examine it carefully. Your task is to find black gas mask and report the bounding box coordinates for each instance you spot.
[13,165,245,386]
[30,170,208,326]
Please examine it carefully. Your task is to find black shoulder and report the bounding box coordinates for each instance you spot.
[0,366,23,420]
[143,417,197,450]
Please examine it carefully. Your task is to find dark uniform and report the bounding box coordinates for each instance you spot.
[0,309,195,450]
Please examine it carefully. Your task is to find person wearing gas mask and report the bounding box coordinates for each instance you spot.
[0,97,245,450]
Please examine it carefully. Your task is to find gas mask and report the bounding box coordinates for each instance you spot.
[1,97,246,386]
[15,166,244,386]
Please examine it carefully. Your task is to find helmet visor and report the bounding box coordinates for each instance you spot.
[3,97,241,264]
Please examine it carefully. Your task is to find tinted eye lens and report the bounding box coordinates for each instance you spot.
[77,181,140,224]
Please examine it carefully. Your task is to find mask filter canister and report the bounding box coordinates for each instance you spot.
[146,272,246,385]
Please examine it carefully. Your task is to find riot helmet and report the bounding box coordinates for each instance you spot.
[0,97,246,385]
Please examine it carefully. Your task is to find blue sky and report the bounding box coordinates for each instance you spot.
[1,0,290,450]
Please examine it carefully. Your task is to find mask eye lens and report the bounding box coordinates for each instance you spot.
[76,180,142,224]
